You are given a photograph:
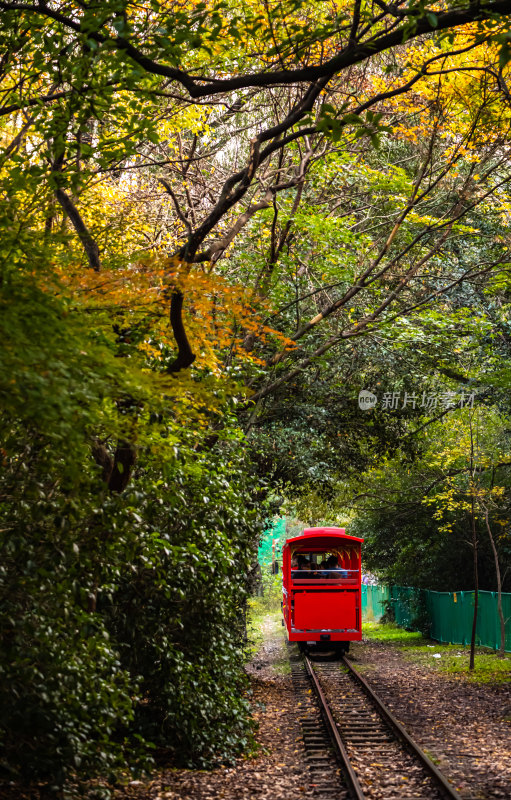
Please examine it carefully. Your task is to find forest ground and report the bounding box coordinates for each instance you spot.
[114,615,511,800]
[352,626,511,800]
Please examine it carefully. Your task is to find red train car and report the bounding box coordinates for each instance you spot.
[282,527,364,652]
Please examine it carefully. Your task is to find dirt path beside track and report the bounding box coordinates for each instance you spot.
[351,638,511,800]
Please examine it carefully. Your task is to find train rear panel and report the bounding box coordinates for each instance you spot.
[282,527,364,645]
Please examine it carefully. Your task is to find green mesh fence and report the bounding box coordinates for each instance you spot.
[361,584,390,621]
[257,517,286,568]
[426,589,511,651]
[478,591,511,651]
[364,585,511,653]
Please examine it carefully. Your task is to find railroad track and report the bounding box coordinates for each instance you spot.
[290,646,463,800]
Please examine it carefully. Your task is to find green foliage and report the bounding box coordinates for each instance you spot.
[1,604,138,783]
[0,224,265,785]
[0,433,139,782]
[102,446,261,767]
[257,569,283,613]
[0,419,263,784]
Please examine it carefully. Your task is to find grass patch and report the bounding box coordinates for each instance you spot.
[246,599,282,655]
[245,568,283,657]
[409,645,511,683]
[362,621,511,683]
[363,620,428,646]
[246,598,268,656]
[246,599,290,673]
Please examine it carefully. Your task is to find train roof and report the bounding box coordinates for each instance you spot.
[283,527,364,546]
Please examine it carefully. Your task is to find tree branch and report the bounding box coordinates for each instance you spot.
[167,289,196,372]
[55,188,101,271]
[4,1,510,97]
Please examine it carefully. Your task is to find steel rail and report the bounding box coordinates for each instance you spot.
[342,655,463,800]
[304,655,366,800]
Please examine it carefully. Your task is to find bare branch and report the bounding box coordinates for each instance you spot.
[159,178,192,235]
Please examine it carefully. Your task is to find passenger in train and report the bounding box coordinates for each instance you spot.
[314,559,330,578]
[312,556,333,579]
[310,558,327,578]
[292,555,311,578]
[326,554,348,578]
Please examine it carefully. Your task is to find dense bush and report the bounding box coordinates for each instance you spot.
[0,429,263,786]
[102,446,262,766]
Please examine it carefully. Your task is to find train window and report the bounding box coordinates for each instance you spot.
[290,549,359,581]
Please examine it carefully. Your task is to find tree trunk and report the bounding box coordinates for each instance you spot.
[469,498,479,671]
[469,420,478,671]
[482,507,506,657]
